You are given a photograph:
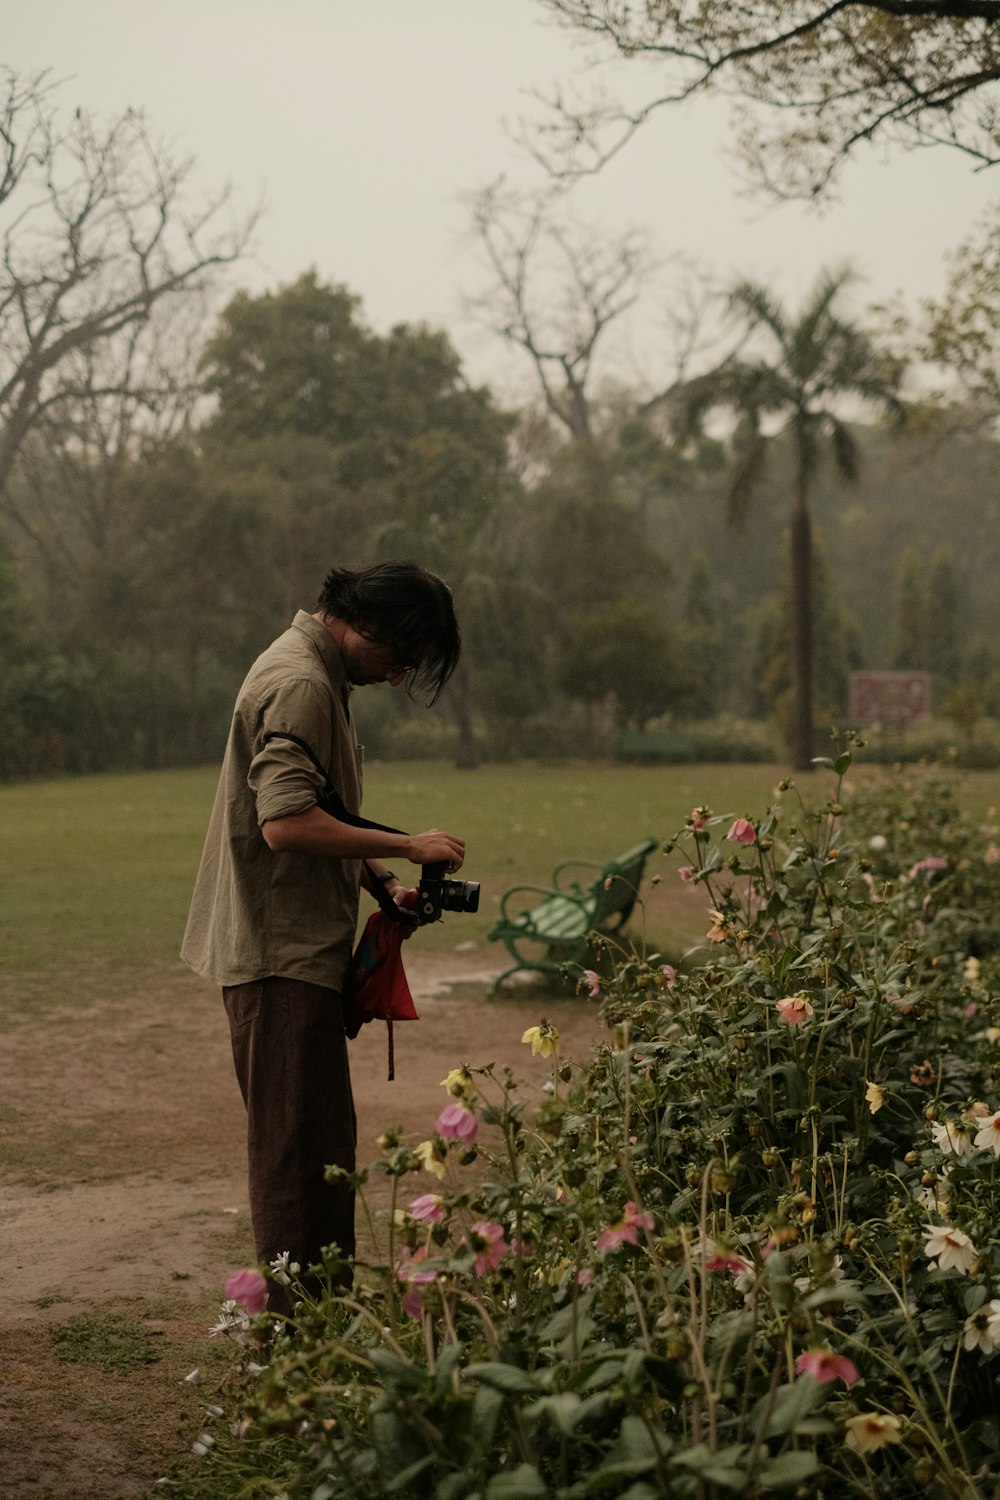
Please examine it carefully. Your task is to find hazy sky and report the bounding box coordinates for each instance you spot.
[6,1,997,396]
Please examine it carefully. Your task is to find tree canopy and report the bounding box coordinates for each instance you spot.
[531,0,1000,197]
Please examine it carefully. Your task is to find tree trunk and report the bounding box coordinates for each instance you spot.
[448,661,479,771]
[789,485,813,771]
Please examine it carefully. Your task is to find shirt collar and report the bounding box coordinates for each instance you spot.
[291,610,351,692]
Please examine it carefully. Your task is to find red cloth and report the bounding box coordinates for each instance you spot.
[343,911,418,1079]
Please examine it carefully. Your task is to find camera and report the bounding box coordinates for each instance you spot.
[416,861,481,925]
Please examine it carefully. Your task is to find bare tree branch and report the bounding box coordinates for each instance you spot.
[526,1,1000,197]
[0,68,258,502]
[463,178,651,440]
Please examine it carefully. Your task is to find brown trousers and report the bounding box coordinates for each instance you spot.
[223,976,356,1309]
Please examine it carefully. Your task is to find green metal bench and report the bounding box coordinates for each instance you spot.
[488,837,660,991]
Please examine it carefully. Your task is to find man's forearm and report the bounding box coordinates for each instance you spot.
[261,805,412,862]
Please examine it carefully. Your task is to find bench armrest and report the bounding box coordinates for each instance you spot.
[496,883,589,925]
[551,859,605,894]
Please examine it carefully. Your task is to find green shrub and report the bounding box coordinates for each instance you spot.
[171,754,1000,1499]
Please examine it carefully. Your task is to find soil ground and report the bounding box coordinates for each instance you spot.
[1,951,612,1499]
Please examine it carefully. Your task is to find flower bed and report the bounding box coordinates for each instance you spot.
[171,753,1000,1499]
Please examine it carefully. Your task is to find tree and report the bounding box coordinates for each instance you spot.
[923,202,1000,418]
[529,1,1000,198]
[681,265,904,768]
[890,545,927,669]
[890,544,964,686]
[673,550,726,718]
[750,534,863,742]
[556,593,678,729]
[202,272,518,769]
[465,181,653,443]
[0,70,255,517]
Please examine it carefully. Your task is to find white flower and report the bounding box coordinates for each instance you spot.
[923,1224,979,1275]
[973,1112,1000,1157]
[964,1301,1000,1355]
[868,835,888,851]
[930,1120,974,1157]
[269,1250,293,1285]
[208,1299,251,1339]
[964,956,983,984]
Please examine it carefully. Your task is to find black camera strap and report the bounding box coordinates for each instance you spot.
[260,731,411,924]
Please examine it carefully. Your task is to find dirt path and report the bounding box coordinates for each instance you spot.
[1,953,611,1498]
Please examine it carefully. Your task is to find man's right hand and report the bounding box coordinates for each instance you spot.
[405,830,466,871]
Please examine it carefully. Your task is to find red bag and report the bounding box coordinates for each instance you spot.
[343,911,419,1079]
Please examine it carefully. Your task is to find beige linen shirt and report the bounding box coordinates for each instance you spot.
[181,611,364,991]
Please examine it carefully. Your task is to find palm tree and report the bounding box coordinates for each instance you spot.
[681,265,904,770]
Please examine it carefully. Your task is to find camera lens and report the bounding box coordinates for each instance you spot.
[441,879,480,913]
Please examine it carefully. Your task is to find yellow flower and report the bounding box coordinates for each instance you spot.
[865,1081,885,1115]
[414,1140,447,1180]
[522,1021,560,1058]
[706,910,728,942]
[844,1411,903,1453]
[440,1066,476,1104]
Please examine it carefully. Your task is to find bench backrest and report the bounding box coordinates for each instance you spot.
[591,838,659,923]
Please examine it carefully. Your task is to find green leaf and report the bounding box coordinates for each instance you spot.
[437,1476,481,1500]
[384,1455,437,1493]
[433,1341,465,1394]
[526,1392,582,1436]
[484,1463,548,1498]
[471,1383,505,1453]
[756,1448,821,1489]
[369,1348,427,1391]
[833,751,852,775]
[465,1361,540,1395]
[674,1443,749,1490]
[756,1378,832,1439]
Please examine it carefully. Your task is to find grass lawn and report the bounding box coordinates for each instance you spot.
[3,757,998,1012]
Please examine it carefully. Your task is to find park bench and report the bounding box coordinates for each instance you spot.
[488,836,660,991]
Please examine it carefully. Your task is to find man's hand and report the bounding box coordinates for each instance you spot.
[404,830,465,871]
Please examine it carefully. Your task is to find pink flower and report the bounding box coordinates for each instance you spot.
[661,964,677,989]
[409,1193,444,1223]
[398,1248,437,1318]
[704,1244,750,1275]
[726,818,756,845]
[576,1267,594,1286]
[678,866,694,883]
[582,969,600,998]
[436,1102,478,1143]
[909,856,948,877]
[468,1220,510,1275]
[597,1201,655,1253]
[795,1348,859,1387]
[688,807,708,829]
[775,995,814,1027]
[224,1268,268,1316]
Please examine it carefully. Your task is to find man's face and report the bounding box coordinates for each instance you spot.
[340,627,419,688]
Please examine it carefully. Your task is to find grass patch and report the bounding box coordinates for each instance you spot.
[51,1311,161,1374]
[3,758,998,1007]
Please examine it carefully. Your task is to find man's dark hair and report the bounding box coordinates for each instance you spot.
[317,561,461,702]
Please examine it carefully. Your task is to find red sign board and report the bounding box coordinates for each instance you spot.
[849,672,932,727]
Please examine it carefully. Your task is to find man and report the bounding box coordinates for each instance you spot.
[181,561,465,1308]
